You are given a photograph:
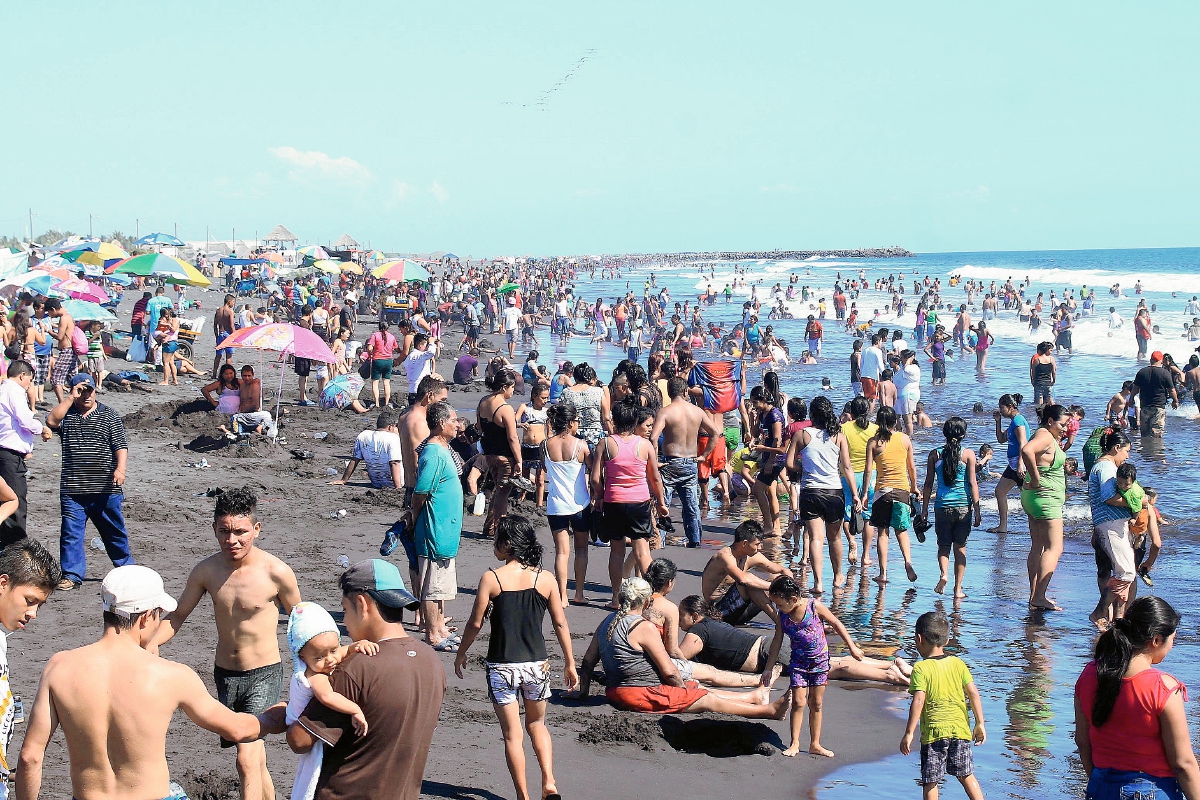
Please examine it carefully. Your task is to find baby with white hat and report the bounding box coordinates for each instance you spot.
[284,602,378,800]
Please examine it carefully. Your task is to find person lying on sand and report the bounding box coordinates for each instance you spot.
[573,578,788,719]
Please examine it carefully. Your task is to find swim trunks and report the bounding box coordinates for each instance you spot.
[860,377,878,400]
[713,582,761,625]
[214,661,285,747]
[870,490,913,532]
[486,659,552,705]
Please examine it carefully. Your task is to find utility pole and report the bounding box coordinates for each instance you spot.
[174,222,178,238]
[28,209,32,244]
[135,219,140,240]
[206,226,210,251]
[89,213,93,237]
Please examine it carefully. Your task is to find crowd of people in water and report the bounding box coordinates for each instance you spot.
[2,254,1198,800]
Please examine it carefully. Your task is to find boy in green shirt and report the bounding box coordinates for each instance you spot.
[900,612,986,799]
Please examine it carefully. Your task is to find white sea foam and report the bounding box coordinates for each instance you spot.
[954,265,1200,296]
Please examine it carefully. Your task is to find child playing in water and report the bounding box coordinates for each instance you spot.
[286,602,379,800]
[975,444,994,480]
[1119,472,1164,587]
[762,575,864,758]
[900,611,986,800]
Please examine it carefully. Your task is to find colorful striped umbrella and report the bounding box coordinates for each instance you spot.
[365,250,387,262]
[110,253,212,287]
[62,242,129,265]
[219,323,338,363]
[371,259,430,282]
[297,245,329,260]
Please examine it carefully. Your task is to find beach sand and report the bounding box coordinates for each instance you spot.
[12,293,903,799]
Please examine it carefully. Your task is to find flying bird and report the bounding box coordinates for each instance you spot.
[504,49,597,110]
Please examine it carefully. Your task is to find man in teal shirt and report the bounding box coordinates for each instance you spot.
[408,400,463,651]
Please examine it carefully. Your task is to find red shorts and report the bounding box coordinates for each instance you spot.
[697,435,728,481]
[860,377,878,400]
[606,682,708,714]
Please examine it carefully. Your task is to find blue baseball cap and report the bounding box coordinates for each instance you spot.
[69,373,95,389]
[340,558,420,611]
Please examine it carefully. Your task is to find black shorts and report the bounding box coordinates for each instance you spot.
[520,444,543,468]
[757,462,784,485]
[214,662,285,747]
[870,490,912,531]
[786,467,802,483]
[1001,465,1022,483]
[548,506,592,535]
[934,506,972,548]
[294,357,311,377]
[801,488,846,524]
[599,500,654,541]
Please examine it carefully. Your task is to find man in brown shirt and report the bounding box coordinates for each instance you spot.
[288,559,445,800]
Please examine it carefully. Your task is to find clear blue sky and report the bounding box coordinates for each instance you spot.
[3,1,1198,255]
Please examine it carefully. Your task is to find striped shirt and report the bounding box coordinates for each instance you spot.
[58,403,128,495]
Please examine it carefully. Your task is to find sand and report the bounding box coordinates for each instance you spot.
[11,291,903,799]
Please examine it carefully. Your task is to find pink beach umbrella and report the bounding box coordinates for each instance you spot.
[219,323,337,363]
[52,277,110,304]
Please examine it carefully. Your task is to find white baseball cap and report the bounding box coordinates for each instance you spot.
[101,565,178,618]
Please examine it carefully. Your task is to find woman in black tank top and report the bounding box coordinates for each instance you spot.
[455,517,579,800]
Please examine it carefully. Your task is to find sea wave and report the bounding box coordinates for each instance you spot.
[954,265,1200,296]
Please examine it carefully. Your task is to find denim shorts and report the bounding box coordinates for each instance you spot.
[1086,768,1183,800]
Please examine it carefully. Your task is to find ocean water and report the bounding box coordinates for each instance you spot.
[537,247,1200,798]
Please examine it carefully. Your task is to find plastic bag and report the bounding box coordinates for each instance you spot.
[128,337,148,363]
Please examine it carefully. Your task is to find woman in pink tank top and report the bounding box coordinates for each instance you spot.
[592,400,668,609]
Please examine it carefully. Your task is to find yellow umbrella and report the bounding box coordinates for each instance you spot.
[312,259,342,275]
[339,261,363,275]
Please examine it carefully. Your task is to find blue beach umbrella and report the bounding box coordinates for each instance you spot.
[134,233,186,247]
[319,373,365,410]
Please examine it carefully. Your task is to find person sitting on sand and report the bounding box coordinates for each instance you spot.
[677,595,912,686]
[700,520,792,626]
[574,578,788,719]
[219,365,278,439]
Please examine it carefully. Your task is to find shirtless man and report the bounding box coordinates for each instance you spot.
[219,365,278,440]
[878,368,898,409]
[151,488,300,800]
[213,293,237,378]
[953,304,972,353]
[650,377,720,548]
[18,565,275,800]
[1105,380,1136,428]
[700,520,791,626]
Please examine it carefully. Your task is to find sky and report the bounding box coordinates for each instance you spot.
[2,1,1199,256]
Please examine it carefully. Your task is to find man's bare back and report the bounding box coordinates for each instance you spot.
[398,404,431,492]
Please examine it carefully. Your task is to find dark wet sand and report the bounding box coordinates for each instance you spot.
[12,291,901,799]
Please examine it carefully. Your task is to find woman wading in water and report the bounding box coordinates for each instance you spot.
[1020,404,1069,611]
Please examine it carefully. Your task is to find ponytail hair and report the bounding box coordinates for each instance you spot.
[1099,427,1131,455]
[644,558,677,593]
[940,416,966,486]
[485,369,515,392]
[999,393,1023,410]
[1039,403,1068,427]
[809,396,840,437]
[607,577,653,640]
[495,515,544,568]
[1092,596,1180,727]
[875,406,899,442]
[850,395,871,429]
[679,594,717,619]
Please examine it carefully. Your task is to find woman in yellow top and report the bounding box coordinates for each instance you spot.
[841,397,879,567]
[862,406,921,585]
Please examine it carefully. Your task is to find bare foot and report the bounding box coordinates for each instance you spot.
[874,574,888,585]
[904,562,918,582]
[810,743,836,758]
[1088,611,1109,630]
[767,664,783,687]
[833,573,846,589]
[893,656,912,676]
[157,381,169,385]
[782,744,801,757]
[934,577,947,594]
[811,585,824,596]
[1030,599,1063,612]
[954,590,968,599]
[861,558,873,567]
[986,526,1007,533]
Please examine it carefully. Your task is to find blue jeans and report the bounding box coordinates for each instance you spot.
[60,492,134,583]
[659,458,702,547]
[1087,768,1182,800]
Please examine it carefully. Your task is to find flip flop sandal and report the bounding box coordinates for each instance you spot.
[433,636,460,652]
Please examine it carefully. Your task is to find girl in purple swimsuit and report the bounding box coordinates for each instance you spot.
[762,575,866,757]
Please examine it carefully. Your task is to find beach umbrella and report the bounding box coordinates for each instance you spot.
[110,253,212,287]
[219,323,338,363]
[339,261,363,275]
[371,259,429,282]
[364,250,387,262]
[312,259,342,275]
[319,373,364,411]
[259,252,284,263]
[297,245,329,260]
[62,242,128,265]
[133,233,185,247]
[45,237,102,253]
[62,299,116,322]
[106,274,132,286]
[4,273,65,297]
[496,282,521,295]
[52,277,109,303]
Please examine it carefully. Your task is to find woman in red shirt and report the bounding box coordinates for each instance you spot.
[1074,596,1200,799]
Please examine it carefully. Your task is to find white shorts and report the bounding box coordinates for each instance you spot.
[417,556,458,601]
[671,658,696,682]
[1096,518,1136,582]
[486,660,551,705]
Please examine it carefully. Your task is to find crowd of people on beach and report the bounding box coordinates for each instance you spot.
[0,253,1196,800]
